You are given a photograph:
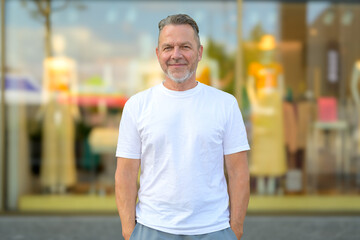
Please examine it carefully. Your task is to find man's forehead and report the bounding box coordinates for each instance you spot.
[160,40,194,47]
[158,24,198,45]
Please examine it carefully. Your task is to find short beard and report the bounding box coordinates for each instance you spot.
[166,69,196,84]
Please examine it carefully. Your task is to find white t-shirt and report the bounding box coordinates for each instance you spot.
[116,82,250,235]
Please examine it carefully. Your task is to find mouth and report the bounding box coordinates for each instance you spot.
[167,61,187,67]
[168,64,186,67]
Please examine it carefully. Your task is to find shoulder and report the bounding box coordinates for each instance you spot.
[123,85,160,115]
[125,85,159,106]
[200,83,237,105]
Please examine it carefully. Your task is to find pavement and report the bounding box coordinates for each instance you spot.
[1,215,360,240]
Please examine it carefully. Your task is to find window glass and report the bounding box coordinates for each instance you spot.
[3,0,360,212]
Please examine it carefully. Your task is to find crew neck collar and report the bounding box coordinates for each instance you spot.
[160,81,202,98]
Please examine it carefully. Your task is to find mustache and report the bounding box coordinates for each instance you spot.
[167,60,188,65]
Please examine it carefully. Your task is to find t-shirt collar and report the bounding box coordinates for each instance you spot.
[160,81,202,98]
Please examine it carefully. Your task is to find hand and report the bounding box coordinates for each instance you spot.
[122,224,136,240]
[230,225,243,240]
[123,231,132,240]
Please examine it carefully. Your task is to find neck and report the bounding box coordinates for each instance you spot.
[163,76,198,91]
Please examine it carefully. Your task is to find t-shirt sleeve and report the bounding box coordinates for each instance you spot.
[223,99,250,155]
[116,100,141,159]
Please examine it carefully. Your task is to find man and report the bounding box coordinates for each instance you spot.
[115,14,250,240]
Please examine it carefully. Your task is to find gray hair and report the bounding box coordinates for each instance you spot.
[158,14,201,47]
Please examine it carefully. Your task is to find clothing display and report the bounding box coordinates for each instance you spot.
[40,57,77,192]
[116,82,250,235]
[40,97,76,189]
[248,62,286,177]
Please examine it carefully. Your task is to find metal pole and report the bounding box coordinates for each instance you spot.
[0,0,6,212]
[235,0,243,106]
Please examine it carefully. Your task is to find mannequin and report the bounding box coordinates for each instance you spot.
[40,35,79,194]
[247,35,287,195]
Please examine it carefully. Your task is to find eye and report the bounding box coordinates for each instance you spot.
[163,46,173,51]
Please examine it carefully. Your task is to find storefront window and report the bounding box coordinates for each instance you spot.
[2,0,360,213]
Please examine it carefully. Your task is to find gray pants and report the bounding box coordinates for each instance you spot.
[129,223,238,240]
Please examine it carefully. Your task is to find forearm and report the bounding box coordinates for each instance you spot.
[228,171,250,234]
[115,158,139,240]
[225,151,250,240]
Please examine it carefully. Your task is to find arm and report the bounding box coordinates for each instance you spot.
[115,157,140,240]
[224,151,250,240]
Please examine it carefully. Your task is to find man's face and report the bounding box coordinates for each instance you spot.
[156,24,203,83]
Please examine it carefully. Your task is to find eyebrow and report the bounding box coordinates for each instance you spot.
[161,41,193,48]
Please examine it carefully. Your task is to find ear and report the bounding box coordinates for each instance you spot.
[198,45,203,61]
[156,47,160,60]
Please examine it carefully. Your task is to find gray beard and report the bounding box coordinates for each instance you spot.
[166,69,196,84]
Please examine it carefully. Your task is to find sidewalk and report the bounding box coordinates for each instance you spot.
[0,215,359,240]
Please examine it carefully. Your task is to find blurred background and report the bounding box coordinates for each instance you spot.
[1,0,360,229]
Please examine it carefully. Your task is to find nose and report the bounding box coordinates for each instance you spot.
[171,46,182,59]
